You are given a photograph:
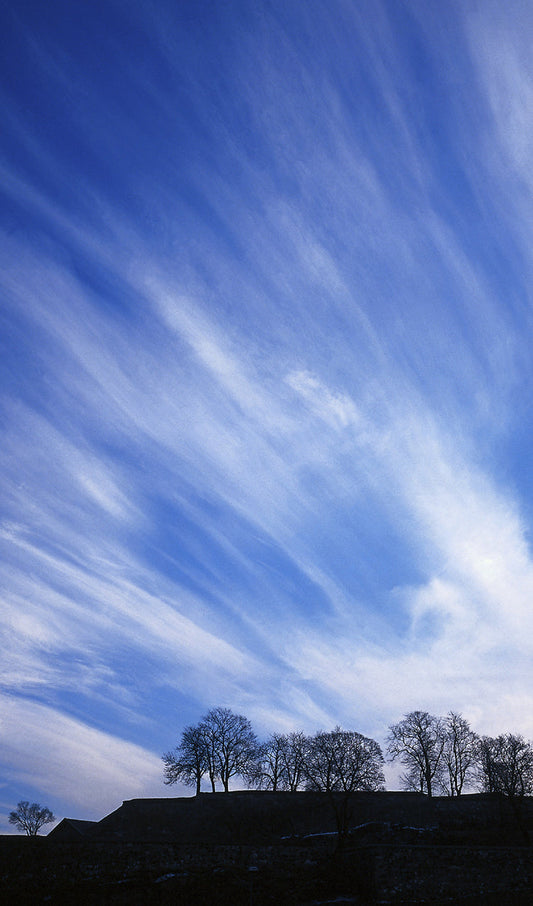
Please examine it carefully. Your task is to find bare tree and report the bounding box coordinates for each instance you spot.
[387,711,445,797]
[163,724,209,795]
[280,731,308,791]
[305,727,385,839]
[201,706,259,792]
[249,733,289,791]
[477,733,533,798]
[9,801,55,836]
[477,733,533,844]
[441,712,479,796]
[305,727,385,794]
[477,736,500,794]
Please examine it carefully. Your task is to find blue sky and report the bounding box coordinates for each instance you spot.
[2,0,533,829]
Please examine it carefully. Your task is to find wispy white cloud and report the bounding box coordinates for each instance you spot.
[3,187,531,740]
[0,696,166,831]
[285,371,362,431]
[466,1,533,182]
[280,376,533,737]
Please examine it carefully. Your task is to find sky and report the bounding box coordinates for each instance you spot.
[2,0,533,831]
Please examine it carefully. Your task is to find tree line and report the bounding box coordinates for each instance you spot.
[163,707,533,802]
[162,706,386,837]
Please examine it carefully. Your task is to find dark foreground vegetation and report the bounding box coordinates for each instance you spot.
[3,790,533,904]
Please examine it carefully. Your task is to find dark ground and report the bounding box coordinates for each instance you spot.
[2,791,533,904]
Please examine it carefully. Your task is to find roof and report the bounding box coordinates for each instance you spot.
[48,818,98,841]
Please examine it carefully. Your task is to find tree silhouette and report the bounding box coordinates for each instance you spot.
[163,707,259,793]
[441,712,479,796]
[202,706,259,792]
[387,711,445,797]
[477,733,533,844]
[163,724,209,795]
[305,727,385,839]
[9,801,55,836]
